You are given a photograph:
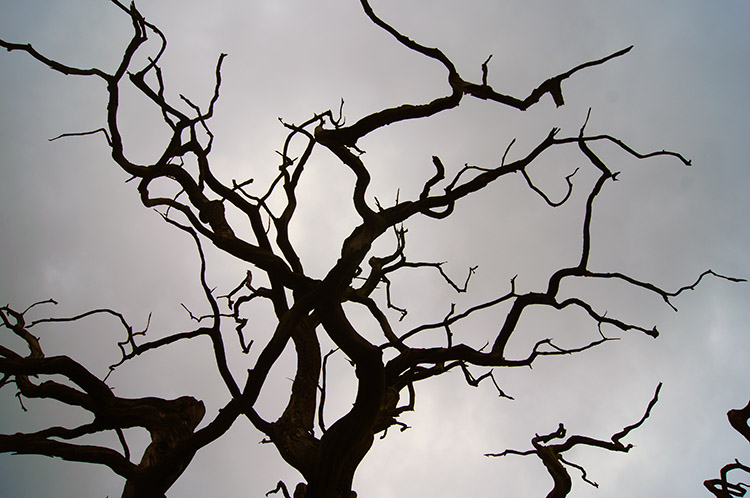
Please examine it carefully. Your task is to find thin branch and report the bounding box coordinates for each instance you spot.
[48,128,113,146]
[486,383,662,496]
[266,481,293,498]
[522,166,579,207]
[0,40,111,79]
[399,277,517,343]
[160,214,240,398]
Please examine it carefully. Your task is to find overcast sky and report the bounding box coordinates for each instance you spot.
[1,0,749,497]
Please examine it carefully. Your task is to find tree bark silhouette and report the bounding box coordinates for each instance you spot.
[0,1,743,497]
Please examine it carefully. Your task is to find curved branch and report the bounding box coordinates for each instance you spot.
[0,40,111,79]
[486,383,662,497]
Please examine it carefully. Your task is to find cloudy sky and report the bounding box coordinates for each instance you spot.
[1,0,749,497]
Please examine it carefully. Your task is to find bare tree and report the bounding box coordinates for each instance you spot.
[0,1,742,497]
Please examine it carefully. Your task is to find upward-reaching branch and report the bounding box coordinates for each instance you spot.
[486,384,662,497]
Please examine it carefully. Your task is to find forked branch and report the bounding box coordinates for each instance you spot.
[486,383,662,497]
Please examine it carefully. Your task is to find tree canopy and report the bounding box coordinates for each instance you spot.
[1,1,748,497]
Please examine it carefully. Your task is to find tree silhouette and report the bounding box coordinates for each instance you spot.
[0,1,743,497]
